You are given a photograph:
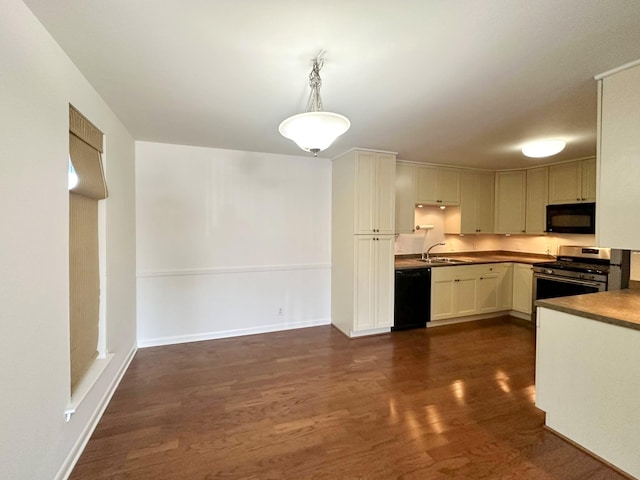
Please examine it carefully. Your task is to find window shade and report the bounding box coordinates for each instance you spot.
[69,193,100,390]
[68,105,107,393]
[69,133,108,199]
[69,104,103,153]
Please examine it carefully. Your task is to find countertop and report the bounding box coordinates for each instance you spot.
[537,289,640,331]
[395,250,554,270]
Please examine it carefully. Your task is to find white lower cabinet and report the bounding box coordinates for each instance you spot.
[432,263,513,321]
[512,263,533,315]
[432,266,477,320]
[353,235,395,332]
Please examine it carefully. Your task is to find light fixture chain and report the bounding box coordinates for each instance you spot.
[306,57,324,113]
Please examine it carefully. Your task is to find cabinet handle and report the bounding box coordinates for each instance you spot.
[576,198,580,201]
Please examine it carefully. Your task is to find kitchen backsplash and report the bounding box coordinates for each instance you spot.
[395,206,596,256]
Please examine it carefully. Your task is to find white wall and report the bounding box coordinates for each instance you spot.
[395,206,596,256]
[0,1,137,479]
[136,142,331,346]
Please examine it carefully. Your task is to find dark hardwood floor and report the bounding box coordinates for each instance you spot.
[71,317,626,479]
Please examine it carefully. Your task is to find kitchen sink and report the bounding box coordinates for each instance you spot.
[417,257,469,264]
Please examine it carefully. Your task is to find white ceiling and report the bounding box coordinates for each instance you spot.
[23,0,640,169]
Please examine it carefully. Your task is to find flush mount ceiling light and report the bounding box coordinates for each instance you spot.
[279,52,350,156]
[521,139,566,158]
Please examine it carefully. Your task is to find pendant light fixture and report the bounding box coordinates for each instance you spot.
[279,52,350,156]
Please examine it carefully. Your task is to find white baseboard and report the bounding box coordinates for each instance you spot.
[509,310,533,321]
[137,318,331,348]
[348,327,391,338]
[55,345,137,480]
[429,310,533,327]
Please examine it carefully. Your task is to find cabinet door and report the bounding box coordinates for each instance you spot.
[395,163,416,234]
[455,275,478,316]
[438,168,461,205]
[498,264,513,311]
[477,273,499,313]
[581,158,597,202]
[512,263,533,315]
[548,162,582,204]
[375,154,396,234]
[459,171,477,234]
[355,152,396,234]
[453,170,494,234]
[495,171,526,234]
[355,152,377,234]
[598,65,640,249]
[431,267,456,320]
[353,235,394,332]
[526,167,549,234]
[374,235,395,328]
[475,171,495,233]
[354,236,376,331]
[416,165,438,204]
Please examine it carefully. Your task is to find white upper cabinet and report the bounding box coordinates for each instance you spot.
[445,170,494,234]
[354,150,396,234]
[395,162,416,234]
[598,61,640,249]
[548,158,596,205]
[495,170,526,234]
[525,166,549,234]
[416,165,461,205]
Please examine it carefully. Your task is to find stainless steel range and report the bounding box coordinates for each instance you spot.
[532,246,630,319]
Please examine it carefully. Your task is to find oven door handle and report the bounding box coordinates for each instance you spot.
[534,273,602,288]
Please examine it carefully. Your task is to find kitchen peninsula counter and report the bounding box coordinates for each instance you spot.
[536,290,640,478]
[537,288,640,331]
[395,250,553,269]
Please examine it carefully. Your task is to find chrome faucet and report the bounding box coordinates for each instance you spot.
[423,242,446,261]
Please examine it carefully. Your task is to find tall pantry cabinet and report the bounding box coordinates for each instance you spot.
[597,60,640,250]
[332,149,397,337]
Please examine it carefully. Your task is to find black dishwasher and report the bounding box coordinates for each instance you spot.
[392,267,431,331]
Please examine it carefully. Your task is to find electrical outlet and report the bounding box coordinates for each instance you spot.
[278,307,284,316]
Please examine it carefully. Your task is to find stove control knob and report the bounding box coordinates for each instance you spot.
[544,269,553,275]
[579,273,585,279]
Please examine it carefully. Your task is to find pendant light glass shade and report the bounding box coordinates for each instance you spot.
[279,53,350,156]
[279,111,350,155]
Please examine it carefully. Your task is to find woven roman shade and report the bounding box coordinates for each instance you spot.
[69,193,100,388]
[69,105,103,153]
[68,105,107,392]
[69,106,107,200]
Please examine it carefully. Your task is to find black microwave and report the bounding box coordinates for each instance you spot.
[546,202,596,234]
